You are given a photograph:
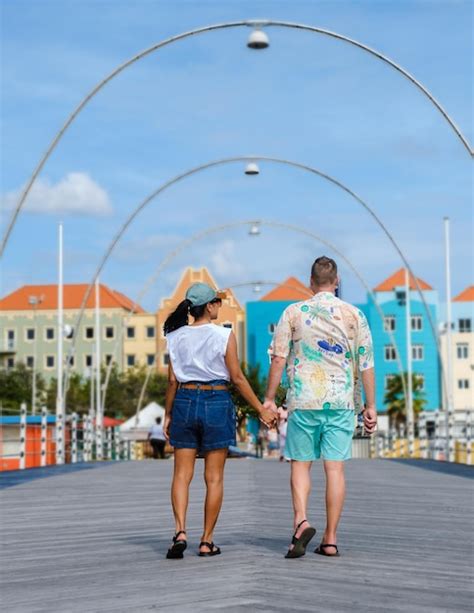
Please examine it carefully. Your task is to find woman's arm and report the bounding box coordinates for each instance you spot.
[163,362,178,440]
[224,332,276,427]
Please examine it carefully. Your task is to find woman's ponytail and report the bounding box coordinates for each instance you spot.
[163,299,192,335]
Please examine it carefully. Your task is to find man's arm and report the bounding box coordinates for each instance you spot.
[361,368,377,433]
[264,356,286,412]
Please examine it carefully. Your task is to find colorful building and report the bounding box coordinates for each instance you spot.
[0,284,150,380]
[357,269,441,413]
[156,267,246,375]
[440,285,473,413]
[246,277,311,379]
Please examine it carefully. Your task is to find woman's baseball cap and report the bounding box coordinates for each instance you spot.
[185,282,227,307]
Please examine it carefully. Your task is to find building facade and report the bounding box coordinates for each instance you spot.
[440,285,473,412]
[155,267,246,375]
[246,277,311,379]
[122,313,157,370]
[0,284,150,380]
[357,269,441,413]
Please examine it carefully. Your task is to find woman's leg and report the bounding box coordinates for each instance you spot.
[200,448,228,550]
[171,448,197,533]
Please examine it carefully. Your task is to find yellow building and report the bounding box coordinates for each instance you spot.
[122,313,157,370]
[156,267,245,375]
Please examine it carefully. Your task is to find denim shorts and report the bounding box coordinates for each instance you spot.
[285,409,355,462]
[169,381,236,453]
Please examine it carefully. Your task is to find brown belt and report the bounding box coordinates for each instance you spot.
[179,383,228,391]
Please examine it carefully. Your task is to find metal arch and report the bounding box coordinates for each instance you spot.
[60,156,445,410]
[101,220,408,422]
[2,19,471,254]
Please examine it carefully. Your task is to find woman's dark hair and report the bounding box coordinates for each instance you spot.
[163,299,208,335]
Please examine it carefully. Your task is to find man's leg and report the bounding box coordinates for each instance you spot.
[200,448,228,552]
[158,440,166,459]
[288,460,312,548]
[171,448,197,533]
[322,460,345,554]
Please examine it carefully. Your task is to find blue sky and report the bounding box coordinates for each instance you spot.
[1,0,472,311]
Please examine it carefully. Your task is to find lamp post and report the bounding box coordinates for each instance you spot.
[28,294,43,415]
[2,19,471,256]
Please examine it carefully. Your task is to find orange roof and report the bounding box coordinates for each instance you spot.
[0,284,144,312]
[453,285,474,302]
[260,277,312,302]
[374,268,433,292]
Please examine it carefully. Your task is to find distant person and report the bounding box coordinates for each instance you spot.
[255,426,265,459]
[148,417,166,459]
[264,256,377,558]
[163,282,276,559]
[267,428,279,458]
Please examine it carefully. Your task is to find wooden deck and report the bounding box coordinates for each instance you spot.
[1,459,473,612]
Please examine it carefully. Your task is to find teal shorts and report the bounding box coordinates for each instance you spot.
[285,409,355,462]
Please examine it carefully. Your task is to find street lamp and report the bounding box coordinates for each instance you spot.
[247,28,270,50]
[253,284,262,293]
[249,222,261,236]
[245,162,260,175]
[28,294,44,414]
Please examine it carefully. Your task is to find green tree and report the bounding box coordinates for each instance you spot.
[384,372,426,429]
[0,363,46,412]
[47,373,90,415]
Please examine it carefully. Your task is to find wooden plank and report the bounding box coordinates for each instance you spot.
[1,459,472,612]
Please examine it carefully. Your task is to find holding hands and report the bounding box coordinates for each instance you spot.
[258,398,279,429]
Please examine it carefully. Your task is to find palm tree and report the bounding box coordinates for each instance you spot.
[384,372,427,430]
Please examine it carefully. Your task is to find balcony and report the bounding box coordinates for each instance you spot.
[0,340,17,355]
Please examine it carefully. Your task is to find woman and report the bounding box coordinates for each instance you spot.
[163,282,275,559]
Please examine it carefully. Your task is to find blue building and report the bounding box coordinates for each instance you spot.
[357,268,441,413]
[246,277,310,379]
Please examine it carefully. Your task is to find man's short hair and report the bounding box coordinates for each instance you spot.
[156,417,162,424]
[311,256,338,286]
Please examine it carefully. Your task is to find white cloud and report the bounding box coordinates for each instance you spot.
[3,172,113,217]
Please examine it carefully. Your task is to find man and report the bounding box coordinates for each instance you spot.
[264,256,377,558]
[148,416,166,459]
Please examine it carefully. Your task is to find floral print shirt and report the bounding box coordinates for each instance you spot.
[269,292,374,411]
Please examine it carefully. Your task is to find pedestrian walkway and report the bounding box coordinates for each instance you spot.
[1,459,472,612]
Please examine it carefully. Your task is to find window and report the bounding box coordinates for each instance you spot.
[384,374,396,389]
[126,326,135,339]
[6,329,15,349]
[412,345,424,361]
[456,344,469,359]
[384,316,396,332]
[45,327,55,341]
[127,354,136,367]
[85,327,94,340]
[26,328,35,341]
[395,290,406,305]
[7,357,14,369]
[268,323,276,334]
[146,326,155,339]
[459,318,472,333]
[411,316,423,331]
[223,323,233,329]
[384,345,397,361]
[147,354,155,366]
[105,326,115,339]
[105,355,113,365]
[415,374,425,391]
[66,355,75,367]
[458,379,470,390]
[85,355,93,368]
[26,356,34,368]
[45,355,55,368]
[163,353,170,366]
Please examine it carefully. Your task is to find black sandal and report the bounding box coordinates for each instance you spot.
[198,541,221,557]
[285,519,316,559]
[314,543,340,557]
[166,530,187,559]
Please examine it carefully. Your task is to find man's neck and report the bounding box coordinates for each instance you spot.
[313,286,335,296]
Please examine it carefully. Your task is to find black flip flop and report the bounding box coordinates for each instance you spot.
[314,543,340,557]
[166,530,187,559]
[285,519,316,559]
[198,541,221,557]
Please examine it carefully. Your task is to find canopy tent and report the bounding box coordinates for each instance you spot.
[119,402,165,441]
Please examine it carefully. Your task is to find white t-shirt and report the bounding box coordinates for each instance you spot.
[166,324,232,383]
[149,423,165,440]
